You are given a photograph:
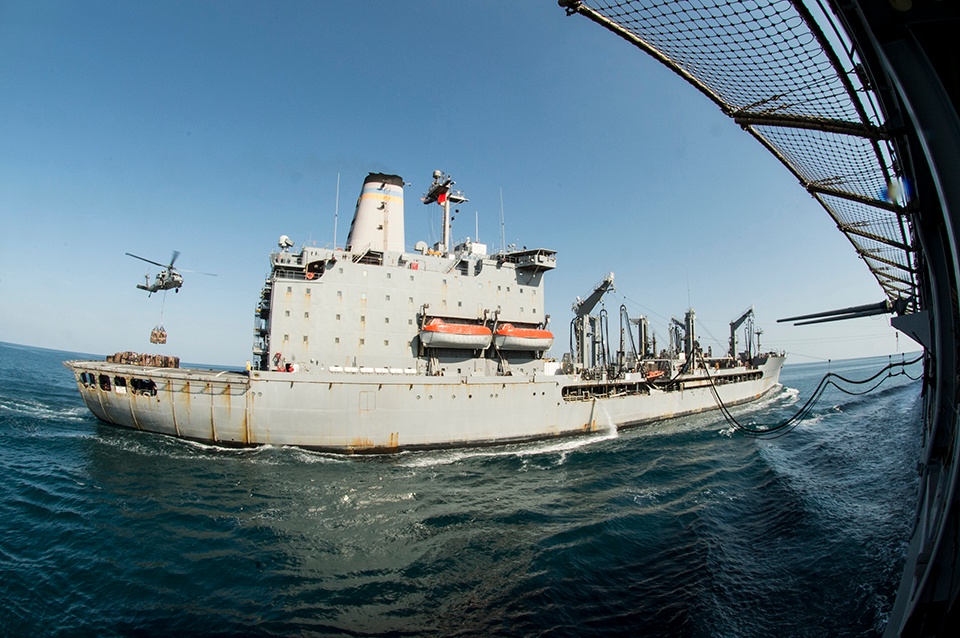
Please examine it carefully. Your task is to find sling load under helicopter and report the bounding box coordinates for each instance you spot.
[125,250,216,296]
[125,250,217,344]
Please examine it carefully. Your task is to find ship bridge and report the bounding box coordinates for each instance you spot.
[558,1,959,635]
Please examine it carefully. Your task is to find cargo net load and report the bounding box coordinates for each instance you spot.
[560,0,918,308]
[149,324,167,344]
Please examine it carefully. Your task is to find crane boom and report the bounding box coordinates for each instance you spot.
[729,306,754,358]
[572,272,615,318]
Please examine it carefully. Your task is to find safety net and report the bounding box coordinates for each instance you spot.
[560,0,917,307]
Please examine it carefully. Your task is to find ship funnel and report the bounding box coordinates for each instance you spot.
[346,173,405,253]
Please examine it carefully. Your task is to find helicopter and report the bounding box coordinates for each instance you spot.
[126,251,215,296]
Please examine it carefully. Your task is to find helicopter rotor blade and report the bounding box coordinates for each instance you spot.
[126,252,168,268]
[168,250,181,269]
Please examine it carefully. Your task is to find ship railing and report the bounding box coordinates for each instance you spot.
[274,268,309,280]
[328,365,418,375]
[271,250,303,266]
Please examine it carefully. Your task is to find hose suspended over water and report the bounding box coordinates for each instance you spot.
[698,351,924,439]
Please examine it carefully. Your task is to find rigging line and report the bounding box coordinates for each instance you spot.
[783,351,833,361]
[698,351,922,437]
[613,291,673,325]
[695,320,724,350]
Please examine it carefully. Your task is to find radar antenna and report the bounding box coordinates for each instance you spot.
[422,170,468,255]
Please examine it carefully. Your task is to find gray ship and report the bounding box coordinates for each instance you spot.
[65,171,784,452]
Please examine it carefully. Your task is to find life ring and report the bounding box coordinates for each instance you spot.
[306,271,315,280]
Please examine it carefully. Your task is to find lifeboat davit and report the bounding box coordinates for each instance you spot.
[420,318,492,349]
[493,323,554,351]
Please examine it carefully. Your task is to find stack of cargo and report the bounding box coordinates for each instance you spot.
[106,352,180,368]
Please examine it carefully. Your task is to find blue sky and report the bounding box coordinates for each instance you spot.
[0,1,910,365]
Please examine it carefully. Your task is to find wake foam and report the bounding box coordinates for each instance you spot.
[0,398,90,424]
[398,427,619,468]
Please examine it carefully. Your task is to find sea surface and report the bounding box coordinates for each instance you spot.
[0,341,923,637]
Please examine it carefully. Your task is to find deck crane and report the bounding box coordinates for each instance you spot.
[619,306,635,364]
[570,272,615,371]
[617,306,653,374]
[728,306,755,360]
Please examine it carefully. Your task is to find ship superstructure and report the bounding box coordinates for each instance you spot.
[253,171,556,379]
[65,170,784,452]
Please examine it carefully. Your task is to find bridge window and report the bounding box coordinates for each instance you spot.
[98,374,111,391]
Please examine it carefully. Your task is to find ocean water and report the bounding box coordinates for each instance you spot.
[0,341,923,637]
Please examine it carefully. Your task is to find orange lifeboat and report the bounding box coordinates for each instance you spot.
[493,323,554,351]
[420,318,493,349]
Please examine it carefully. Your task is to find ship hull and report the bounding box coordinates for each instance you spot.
[64,357,784,453]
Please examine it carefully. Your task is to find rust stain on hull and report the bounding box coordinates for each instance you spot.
[351,437,375,450]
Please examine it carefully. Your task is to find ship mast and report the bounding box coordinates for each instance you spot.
[422,170,468,255]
